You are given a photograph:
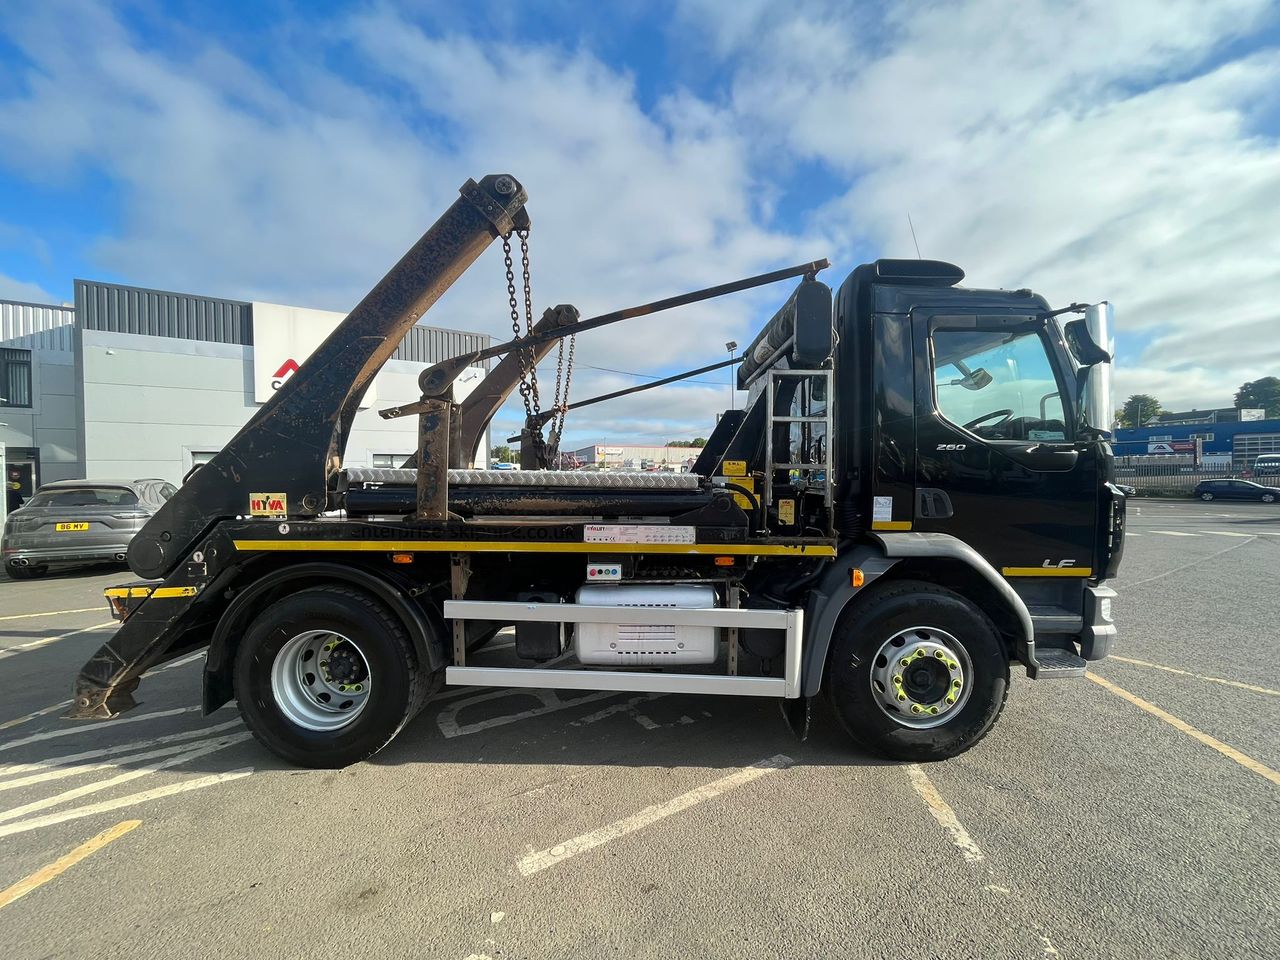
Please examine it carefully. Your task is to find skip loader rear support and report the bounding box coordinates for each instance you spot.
[70,172,1123,770]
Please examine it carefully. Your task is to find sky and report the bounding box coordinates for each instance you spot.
[0,0,1277,449]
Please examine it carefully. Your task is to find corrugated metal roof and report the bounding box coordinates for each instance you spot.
[0,299,75,352]
[76,279,253,345]
[394,325,490,364]
[74,279,489,363]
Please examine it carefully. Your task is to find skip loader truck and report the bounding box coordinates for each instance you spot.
[68,173,1125,768]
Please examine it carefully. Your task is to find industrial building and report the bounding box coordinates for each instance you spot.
[1114,416,1280,470]
[0,280,489,502]
[569,443,703,470]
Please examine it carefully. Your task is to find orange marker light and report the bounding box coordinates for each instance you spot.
[391,553,414,564]
[715,556,734,567]
[851,568,865,587]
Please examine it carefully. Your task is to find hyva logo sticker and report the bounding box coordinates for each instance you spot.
[249,493,288,518]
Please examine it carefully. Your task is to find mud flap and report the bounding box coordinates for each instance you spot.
[780,696,811,741]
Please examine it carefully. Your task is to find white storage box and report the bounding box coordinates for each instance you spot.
[574,583,718,666]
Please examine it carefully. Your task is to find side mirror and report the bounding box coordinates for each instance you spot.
[1063,318,1110,365]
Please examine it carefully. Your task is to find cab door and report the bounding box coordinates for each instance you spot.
[911,311,1099,576]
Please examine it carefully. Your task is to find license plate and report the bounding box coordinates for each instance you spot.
[55,522,89,532]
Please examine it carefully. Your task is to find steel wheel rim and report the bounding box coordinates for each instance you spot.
[271,630,372,732]
[869,626,974,729]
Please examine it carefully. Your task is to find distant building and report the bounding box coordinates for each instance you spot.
[1149,407,1265,426]
[1114,417,1280,470]
[570,443,702,469]
[1,281,489,499]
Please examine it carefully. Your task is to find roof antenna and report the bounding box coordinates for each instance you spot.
[907,212,922,259]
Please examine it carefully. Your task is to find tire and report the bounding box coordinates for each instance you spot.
[1263,494,1276,503]
[5,563,49,580]
[234,585,430,768]
[1200,492,1214,501]
[824,580,1009,762]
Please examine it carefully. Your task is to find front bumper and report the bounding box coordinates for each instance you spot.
[1078,582,1117,660]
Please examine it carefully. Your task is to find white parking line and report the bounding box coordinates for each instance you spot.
[0,706,201,755]
[436,688,619,738]
[1108,656,1279,697]
[0,623,115,660]
[904,764,984,863]
[0,700,73,734]
[0,607,102,623]
[1149,530,1198,537]
[1197,530,1254,538]
[0,732,252,824]
[0,768,254,839]
[0,718,242,778]
[517,754,794,876]
[0,727,248,792]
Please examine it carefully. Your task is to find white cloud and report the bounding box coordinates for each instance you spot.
[0,0,1276,437]
[0,273,58,305]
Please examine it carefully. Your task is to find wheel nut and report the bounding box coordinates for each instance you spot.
[897,694,907,702]
[353,684,363,692]
[946,695,956,704]
[893,675,903,684]
[934,650,945,659]
[952,679,962,688]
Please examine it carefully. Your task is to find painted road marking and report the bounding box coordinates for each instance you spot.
[0,768,253,839]
[1087,674,1280,787]
[1108,656,1280,697]
[0,719,242,778]
[517,754,794,876]
[904,764,985,863]
[437,688,618,738]
[0,607,102,623]
[0,622,115,660]
[0,706,202,756]
[0,819,141,911]
[1122,537,1256,589]
[1149,530,1198,537]
[0,729,250,793]
[1197,530,1255,538]
[0,732,252,824]
[0,700,73,734]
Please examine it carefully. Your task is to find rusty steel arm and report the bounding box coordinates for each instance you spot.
[522,354,744,431]
[125,174,528,582]
[403,259,831,404]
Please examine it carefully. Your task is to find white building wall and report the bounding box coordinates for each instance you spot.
[0,301,81,482]
[79,329,462,484]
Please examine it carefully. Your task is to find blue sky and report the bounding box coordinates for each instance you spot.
[1,0,1278,445]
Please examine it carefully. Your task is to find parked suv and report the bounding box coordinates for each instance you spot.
[2,479,176,579]
[1193,478,1280,503]
[1253,454,1280,477]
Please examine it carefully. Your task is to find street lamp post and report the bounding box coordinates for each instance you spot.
[725,340,738,411]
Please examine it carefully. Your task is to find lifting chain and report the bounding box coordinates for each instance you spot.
[502,229,549,465]
[548,330,576,455]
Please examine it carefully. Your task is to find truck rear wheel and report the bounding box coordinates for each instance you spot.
[825,581,1009,762]
[234,586,429,768]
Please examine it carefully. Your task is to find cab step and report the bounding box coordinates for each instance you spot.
[1028,604,1084,634]
[1033,646,1088,679]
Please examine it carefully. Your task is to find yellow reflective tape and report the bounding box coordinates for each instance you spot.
[106,585,198,599]
[1001,567,1093,577]
[231,539,837,558]
[871,521,913,531]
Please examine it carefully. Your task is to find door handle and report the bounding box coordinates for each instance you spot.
[1005,444,1079,472]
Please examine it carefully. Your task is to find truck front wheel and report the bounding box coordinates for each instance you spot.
[234,586,429,768]
[825,581,1009,762]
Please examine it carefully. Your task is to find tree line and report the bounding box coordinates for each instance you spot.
[1116,377,1280,428]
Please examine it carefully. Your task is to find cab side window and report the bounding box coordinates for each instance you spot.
[932,327,1070,442]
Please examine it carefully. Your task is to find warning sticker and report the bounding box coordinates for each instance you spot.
[721,460,747,477]
[778,499,796,524]
[584,524,695,545]
[729,476,755,510]
[872,496,893,523]
[250,493,288,518]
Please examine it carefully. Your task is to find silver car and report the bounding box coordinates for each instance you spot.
[2,478,176,580]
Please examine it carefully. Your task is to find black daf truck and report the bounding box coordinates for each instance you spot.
[69,173,1124,768]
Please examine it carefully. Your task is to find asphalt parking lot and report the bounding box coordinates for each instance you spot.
[0,499,1277,959]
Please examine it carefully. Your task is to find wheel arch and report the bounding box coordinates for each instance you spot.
[203,561,446,713]
[802,533,1034,696]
